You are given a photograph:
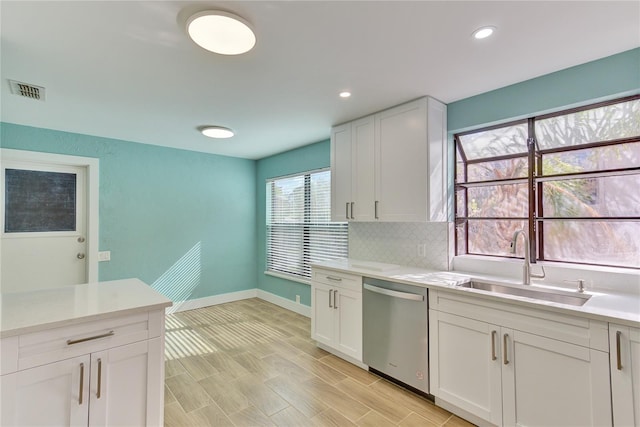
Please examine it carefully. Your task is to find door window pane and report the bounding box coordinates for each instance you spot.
[4,169,76,232]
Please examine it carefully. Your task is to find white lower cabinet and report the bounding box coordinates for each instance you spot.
[0,310,165,426]
[609,324,640,426]
[311,268,363,362]
[430,290,612,427]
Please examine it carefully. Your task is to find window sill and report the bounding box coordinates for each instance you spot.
[453,255,640,294]
[264,271,311,286]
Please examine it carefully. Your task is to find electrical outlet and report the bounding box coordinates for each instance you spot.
[417,244,427,257]
[98,251,111,262]
[295,295,301,304]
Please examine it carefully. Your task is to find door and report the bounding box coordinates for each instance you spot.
[375,99,428,222]
[351,116,375,221]
[311,282,335,347]
[429,311,503,425]
[0,355,90,426]
[610,324,640,426]
[330,123,352,221]
[502,329,612,427]
[1,151,95,292]
[89,339,162,426]
[334,287,362,361]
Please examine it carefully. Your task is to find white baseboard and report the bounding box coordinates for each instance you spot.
[164,288,311,318]
[166,289,258,314]
[257,289,311,318]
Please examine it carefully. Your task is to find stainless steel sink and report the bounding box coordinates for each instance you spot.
[457,280,592,306]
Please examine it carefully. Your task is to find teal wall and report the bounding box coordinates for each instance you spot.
[1,123,257,302]
[448,48,640,133]
[255,140,330,306]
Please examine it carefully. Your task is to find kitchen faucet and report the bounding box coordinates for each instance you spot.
[511,229,545,285]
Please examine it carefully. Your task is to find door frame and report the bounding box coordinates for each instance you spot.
[1,149,99,283]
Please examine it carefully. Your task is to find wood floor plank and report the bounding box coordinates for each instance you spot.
[164,401,193,427]
[233,351,279,380]
[165,373,212,413]
[234,373,290,417]
[178,355,219,381]
[201,351,250,379]
[265,375,328,418]
[334,378,412,424]
[293,353,347,385]
[287,336,331,359]
[398,412,440,427]
[261,353,316,381]
[312,408,358,427]
[164,384,176,405]
[270,406,313,426]
[165,358,186,378]
[301,377,370,422]
[229,405,277,427]
[198,374,251,415]
[356,411,395,427]
[187,402,235,426]
[369,379,451,425]
[319,354,379,386]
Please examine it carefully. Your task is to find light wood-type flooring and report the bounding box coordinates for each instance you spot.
[164,298,473,427]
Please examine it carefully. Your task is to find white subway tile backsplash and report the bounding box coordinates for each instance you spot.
[349,222,453,270]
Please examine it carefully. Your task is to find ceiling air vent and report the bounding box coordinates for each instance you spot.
[8,80,45,101]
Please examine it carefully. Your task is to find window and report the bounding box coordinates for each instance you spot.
[266,168,348,279]
[455,95,640,269]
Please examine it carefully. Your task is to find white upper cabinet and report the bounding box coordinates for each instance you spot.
[331,96,447,223]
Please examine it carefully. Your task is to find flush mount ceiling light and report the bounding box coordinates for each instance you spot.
[186,10,256,55]
[339,91,352,98]
[200,126,235,139]
[472,26,496,40]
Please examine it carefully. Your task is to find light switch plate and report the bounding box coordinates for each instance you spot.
[98,251,111,262]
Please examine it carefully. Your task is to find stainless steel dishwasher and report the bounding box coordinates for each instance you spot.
[363,277,429,394]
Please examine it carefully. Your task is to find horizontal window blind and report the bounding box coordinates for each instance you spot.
[266,169,348,279]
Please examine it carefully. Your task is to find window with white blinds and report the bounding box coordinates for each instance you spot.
[266,168,348,279]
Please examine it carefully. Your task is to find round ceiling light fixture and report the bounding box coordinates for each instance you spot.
[472,26,496,40]
[339,91,352,98]
[186,10,256,55]
[200,126,235,139]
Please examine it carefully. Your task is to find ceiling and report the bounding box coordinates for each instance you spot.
[1,1,638,160]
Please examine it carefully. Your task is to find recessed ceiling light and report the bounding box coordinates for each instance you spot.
[472,26,496,40]
[339,91,351,98]
[200,126,234,139]
[187,11,256,55]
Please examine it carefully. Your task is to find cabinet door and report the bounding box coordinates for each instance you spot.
[334,288,363,361]
[88,338,163,427]
[351,116,375,222]
[429,311,502,425]
[0,355,90,427]
[331,123,353,221]
[375,99,428,222]
[502,330,612,427]
[311,283,335,347]
[610,324,640,426]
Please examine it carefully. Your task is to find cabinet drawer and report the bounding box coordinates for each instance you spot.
[17,312,152,371]
[312,268,362,292]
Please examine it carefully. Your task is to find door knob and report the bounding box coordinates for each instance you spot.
[77,236,86,243]
[77,253,86,260]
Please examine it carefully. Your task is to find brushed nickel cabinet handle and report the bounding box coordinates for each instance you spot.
[503,333,509,365]
[97,358,103,399]
[326,276,342,282]
[491,330,497,361]
[79,363,85,405]
[375,201,379,219]
[334,290,338,309]
[329,289,333,308]
[350,202,355,219]
[346,202,349,220]
[67,331,114,346]
[616,331,623,370]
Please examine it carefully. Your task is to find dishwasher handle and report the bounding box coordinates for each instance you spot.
[363,283,424,301]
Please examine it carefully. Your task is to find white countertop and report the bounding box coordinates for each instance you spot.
[0,278,173,338]
[313,259,640,327]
